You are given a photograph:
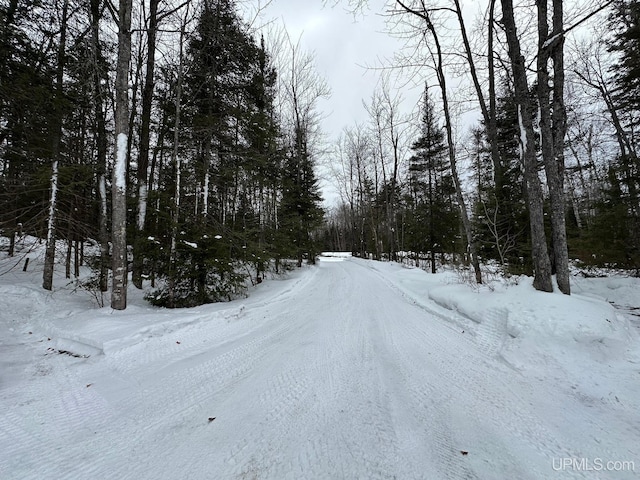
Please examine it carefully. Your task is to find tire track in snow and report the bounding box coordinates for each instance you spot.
[347,259,610,478]
[1,272,327,479]
[5,259,635,480]
[213,261,405,479]
[368,274,614,479]
[474,307,508,357]
[105,266,321,374]
[4,307,310,480]
[358,269,479,480]
[0,354,118,480]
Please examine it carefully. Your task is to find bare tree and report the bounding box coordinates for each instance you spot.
[572,36,640,218]
[396,0,482,283]
[279,33,330,266]
[365,79,408,261]
[537,0,570,294]
[132,0,160,290]
[500,0,554,292]
[335,124,375,256]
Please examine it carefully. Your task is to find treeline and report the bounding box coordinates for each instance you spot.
[2,0,639,308]
[321,0,640,286]
[0,0,326,308]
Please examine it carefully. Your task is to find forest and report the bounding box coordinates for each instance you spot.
[1,0,638,310]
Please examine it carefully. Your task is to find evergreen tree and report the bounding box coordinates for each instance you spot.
[605,0,640,267]
[610,0,640,127]
[0,1,58,251]
[146,0,291,307]
[279,128,324,267]
[585,164,640,268]
[243,36,283,277]
[406,88,459,273]
[474,81,530,272]
[278,41,328,267]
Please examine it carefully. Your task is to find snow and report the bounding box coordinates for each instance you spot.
[114,133,127,192]
[99,174,107,217]
[203,171,210,216]
[1,242,639,479]
[45,160,59,246]
[518,105,527,159]
[542,32,563,50]
[137,184,148,230]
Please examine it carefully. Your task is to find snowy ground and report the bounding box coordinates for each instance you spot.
[1,242,639,479]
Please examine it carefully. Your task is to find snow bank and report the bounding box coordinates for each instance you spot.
[319,252,352,262]
[428,277,629,346]
[0,236,318,360]
[361,259,637,371]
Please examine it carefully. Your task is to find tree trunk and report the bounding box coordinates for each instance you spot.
[43,0,69,291]
[133,0,159,289]
[90,0,109,293]
[538,0,570,294]
[168,12,187,308]
[453,0,502,182]
[551,0,570,294]
[65,238,72,279]
[43,158,59,290]
[396,0,481,283]
[501,0,553,292]
[389,133,399,262]
[111,0,133,310]
[8,231,15,257]
[74,239,80,278]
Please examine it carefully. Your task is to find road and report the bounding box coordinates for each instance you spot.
[1,257,634,479]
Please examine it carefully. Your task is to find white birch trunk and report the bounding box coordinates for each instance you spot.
[42,160,59,290]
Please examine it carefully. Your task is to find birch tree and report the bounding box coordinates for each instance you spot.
[43,0,70,291]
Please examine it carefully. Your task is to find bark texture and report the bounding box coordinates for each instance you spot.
[111,0,133,310]
[501,0,553,292]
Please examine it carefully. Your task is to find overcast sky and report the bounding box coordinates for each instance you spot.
[262,0,420,141]
[254,0,426,204]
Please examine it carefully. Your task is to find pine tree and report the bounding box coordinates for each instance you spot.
[604,0,640,269]
[243,36,283,278]
[406,88,459,273]
[146,0,288,307]
[0,1,58,254]
[279,128,324,267]
[586,165,640,268]
[610,0,640,126]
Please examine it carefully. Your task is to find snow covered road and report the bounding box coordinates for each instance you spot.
[1,256,638,479]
